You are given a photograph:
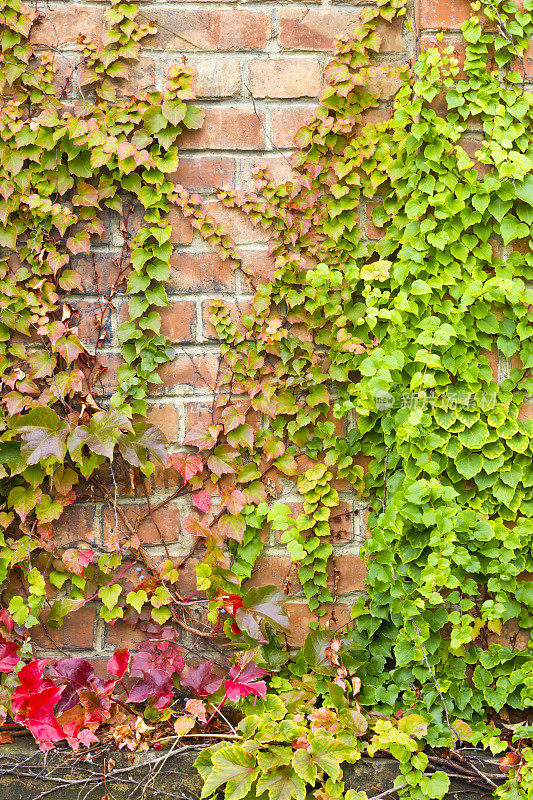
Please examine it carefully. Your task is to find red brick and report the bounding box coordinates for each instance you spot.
[181,57,241,98]
[32,605,97,650]
[481,347,498,381]
[117,57,156,96]
[30,6,104,45]
[146,403,180,442]
[330,502,355,541]
[159,301,197,343]
[91,352,122,396]
[355,107,392,135]
[249,58,322,99]
[169,252,236,293]
[488,619,530,650]
[247,556,295,591]
[167,207,195,245]
[239,156,299,194]
[332,554,367,593]
[184,400,216,432]
[417,0,491,30]
[205,202,270,245]
[69,208,111,245]
[105,620,150,651]
[519,402,533,421]
[365,201,385,240]
[171,156,235,192]
[72,252,125,295]
[180,108,265,151]
[278,10,403,52]
[271,106,315,149]
[285,602,351,646]
[70,300,112,348]
[239,249,277,291]
[157,352,221,395]
[523,39,533,76]
[53,504,98,549]
[103,501,180,546]
[149,10,269,50]
[366,74,402,101]
[458,137,490,177]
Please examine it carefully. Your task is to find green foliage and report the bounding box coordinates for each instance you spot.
[0,0,234,630]
[188,0,533,794]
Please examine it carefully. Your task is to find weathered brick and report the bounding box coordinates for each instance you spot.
[70,208,111,245]
[330,502,355,541]
[184,400,216,432]
[247,556,295,590]
[117,57,156,96]
[102,501,181,546]
[30,6,104,45]
[365,201,385,240]
[278,10,404,52]
[488,619,530,650]
[53,504,99,549]
[270,106,315,149]
[481,347,498,381]
[205,202,270,245]
[157,352,221,395]
[458,137,490,177]
[72,252,125,295]
[417,0,491,30]
[366,74,403,101]
[332,554,367,593]
[146,403,180,442]
[249,57,322,99]
[167,207,195,245]
[180,108,265,151]
[180,57,242,98]
[71,300,113,348]
[149,10,269,50]
[171,156,236,192]
[159,301,197,343]
[239,249,277,291]
[105,620,151,651]
[33,605,97,650]
[170,251,236,293]
[285,602,351,646]
[420,35,468,73]
[519,402,533,421]
[239,155,299,193]
[92,352,122,396]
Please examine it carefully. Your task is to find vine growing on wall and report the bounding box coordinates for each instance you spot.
[184,0,533,795]
[2,0,533,797]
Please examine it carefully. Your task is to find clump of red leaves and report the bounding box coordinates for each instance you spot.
[1,614,268,752]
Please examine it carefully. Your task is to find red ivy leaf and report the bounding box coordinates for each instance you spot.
[221,488,247,517]
[12,661,65,748]
[168,453,203,483]
[61,547,93,576]
[127,669,174,709]
[0,637,20,672]
[192,490,211,513]
[179,661,223,698]
[107,648,130,679]
[183,422,222,451]
[182,516,211,537]
[224,662,267,703]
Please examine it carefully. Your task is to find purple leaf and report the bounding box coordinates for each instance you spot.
[180,661,223,698]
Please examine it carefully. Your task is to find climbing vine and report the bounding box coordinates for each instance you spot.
[2,0,533,797]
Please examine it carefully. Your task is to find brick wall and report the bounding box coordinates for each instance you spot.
[30,0,486,659]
